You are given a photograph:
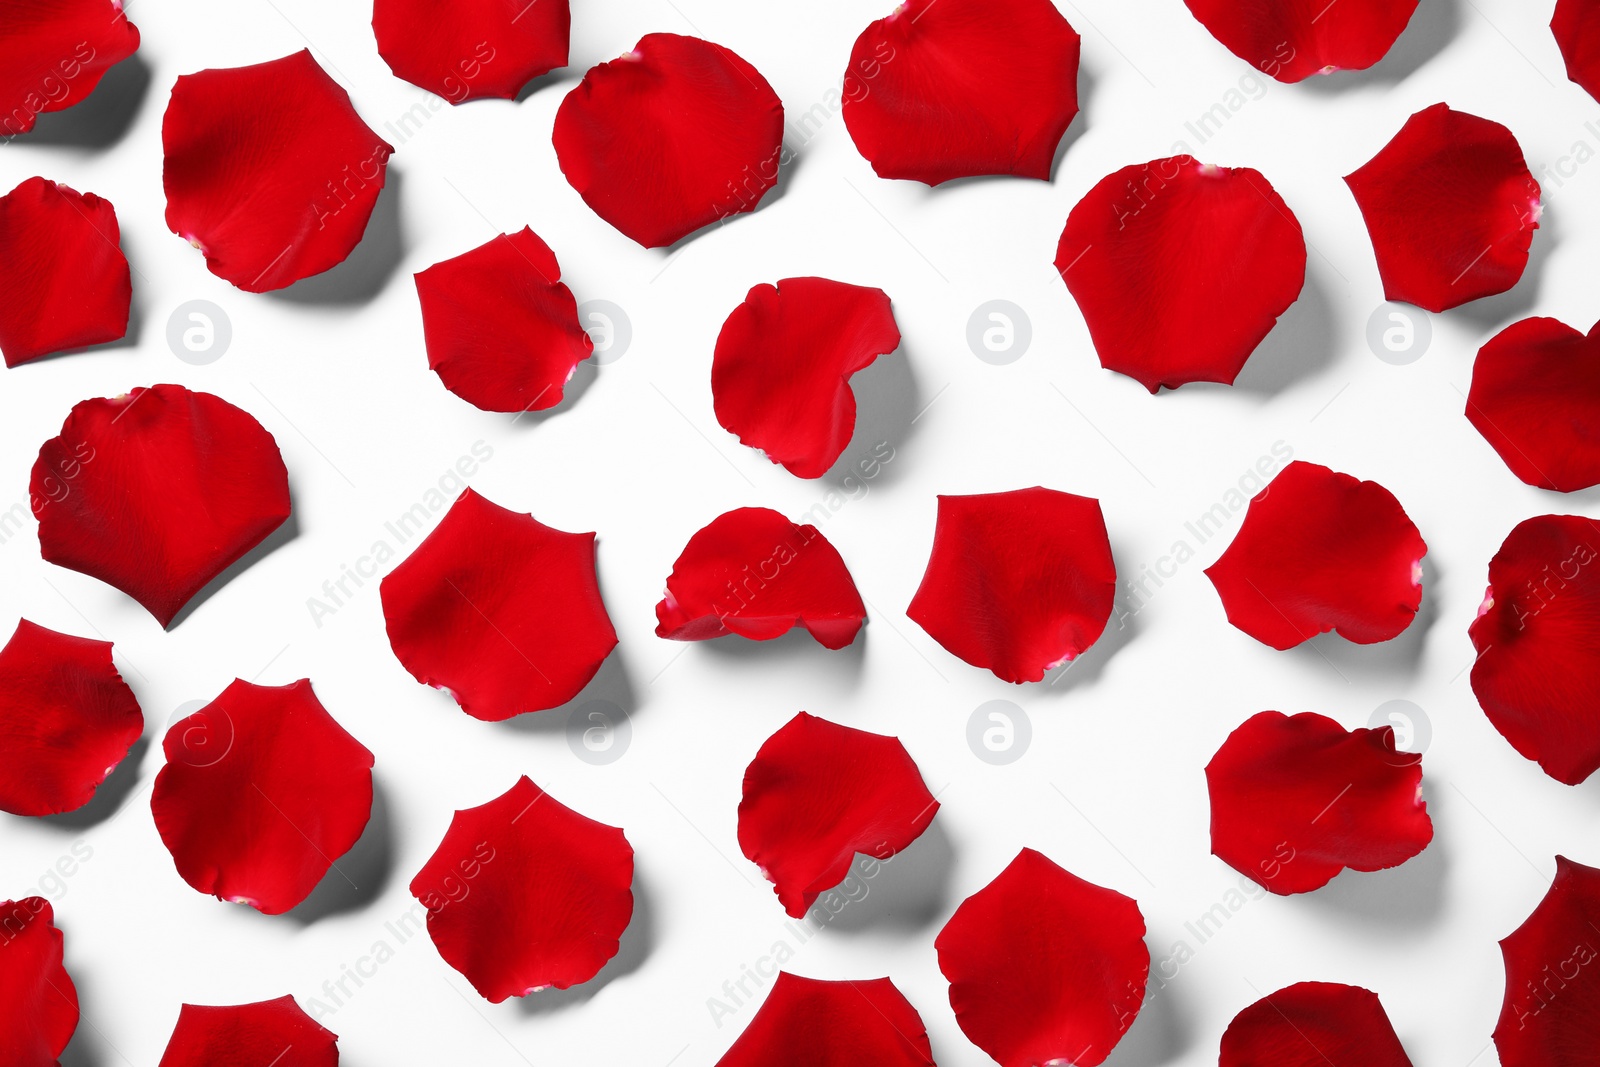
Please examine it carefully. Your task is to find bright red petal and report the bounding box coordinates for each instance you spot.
[0,620,141,817]
[0,177,130,367]
[157,996,337,1067]
[655,508,866,649]
[907,487,1116,683]
[1554,0,1600,104]
[373,0,567,102]
[1056,157,1306,391]
[1345,103,1540,313]
[553,34,784,248]
[1467,317,1600,493]
[1496,856,1600,1067]
[163,50,393,292]
[1183,0,1417,82]
[414,228,593,413]
[1220,983,1413,1067]
[32,384,292,627]
[151,679,374,915]
[1470,515,1600,785]
[410,776,633,1001]
[840,0,1079,184]
[380,489,617,720]
[0,0,138,136]
[716,972,935,1067]
[0,898,78,1067]
[1204,461,1426,650]
[936,848,1149,1067]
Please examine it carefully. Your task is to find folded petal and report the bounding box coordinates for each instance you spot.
[1495,855,1600,1067]
[1553,0,1600,104]
[1221,982,1413,1067]
[373,0,567,102]
[0,0,139,137]
[1183,0,1418,82]
[1467,317,1600,492]
[0,898,78,1067]
[715,972,935,1067]
[157,996,337,1067]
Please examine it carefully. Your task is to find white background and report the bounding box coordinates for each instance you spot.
[3,0,1599,1064]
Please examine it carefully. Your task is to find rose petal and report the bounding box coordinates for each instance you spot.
[163,50,394,292]
[715,972,936,1067]
[410,775,633,1001]
[373,0,567,102]
[1553,0,1600,105]
[0,177,130,367]
[0,620,142,817]
[380,488,617,720]
[414,227,593,413]
[936,848,1149,1067]
[1344,103,1540,313]
[655,508,866,649]
[907,487,1116,683]
[1495,855,1600,1067]
[553,34,784,248]
[1466,317,1600,493]
[151,679,374,915]
[157,996,338,1067]
[1204,461,1426,650]
[1056,157,1307,391]
[840,0,1080,184]
[1221,982,1413,1067]
[0,897,78,1067]
[32,383,292,627]
[1183,0,1418,82]
[0,0,139,137]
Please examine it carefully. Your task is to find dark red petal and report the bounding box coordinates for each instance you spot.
[373,0,568,102]
[410,776,633,1001]
[1183,0,1417,82]
[414,228,593,413]
[907,487,1116,683]
[0,898,78,1067]
[656,508,866,649]
[1204,461,1426,650]
[0,0,139,137]
[1470,515,1600,785]
[151,679,374,915]
[0,620,141,817]
[840,0,1080,185]
[738,712,938,918]
[1056,157,1306,391]
[715,972,935,1067]
[1221,982,1413,1067]
[163,50,393,293]
[0,177,130,367]
[936,848,1149,1067]
[552,34,784,248]
[712,277,900,478]
[1344,103,1540,313]
[1466,317,1600,493]
[32,384,292,627]
[1206,712,1432,895]
[1496,855,1600,1067]
[380,488,617,720]
[1554,0,1600,104]
[157,996,337,1067]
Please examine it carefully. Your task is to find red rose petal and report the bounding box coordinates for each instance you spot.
[1554,0,1600,105]
[1204,461,1426,650]
[380,488,617,720]
[0,620,142,817]
[1183,0,1418,82]
[373,0,568,102]
[410,776,633,1001]
[553,34,784,248]
[1466,317,1600,493]
[656,508,867,649]
[157,996,337,1067]
[840,0,1080,185]
[1495,855,1600,1067]
[1220,982,1413,1067]
[907,487,1116,683]
[32,383,292,627]
[0,177,130,367]
[936,848,1149,1067]
[1056,157,1307,391]
[1206,711,1432,895]
[414,228,593,413]
[1344,103,1540,313]
[1470,514,1600,785]
[0,898,78,1067]
[712,277,900,478]
[151,679,374,915]
[715,972,935,1067]
[0,0,139,137]
[738,712,938,918]
[163,50,394,292]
